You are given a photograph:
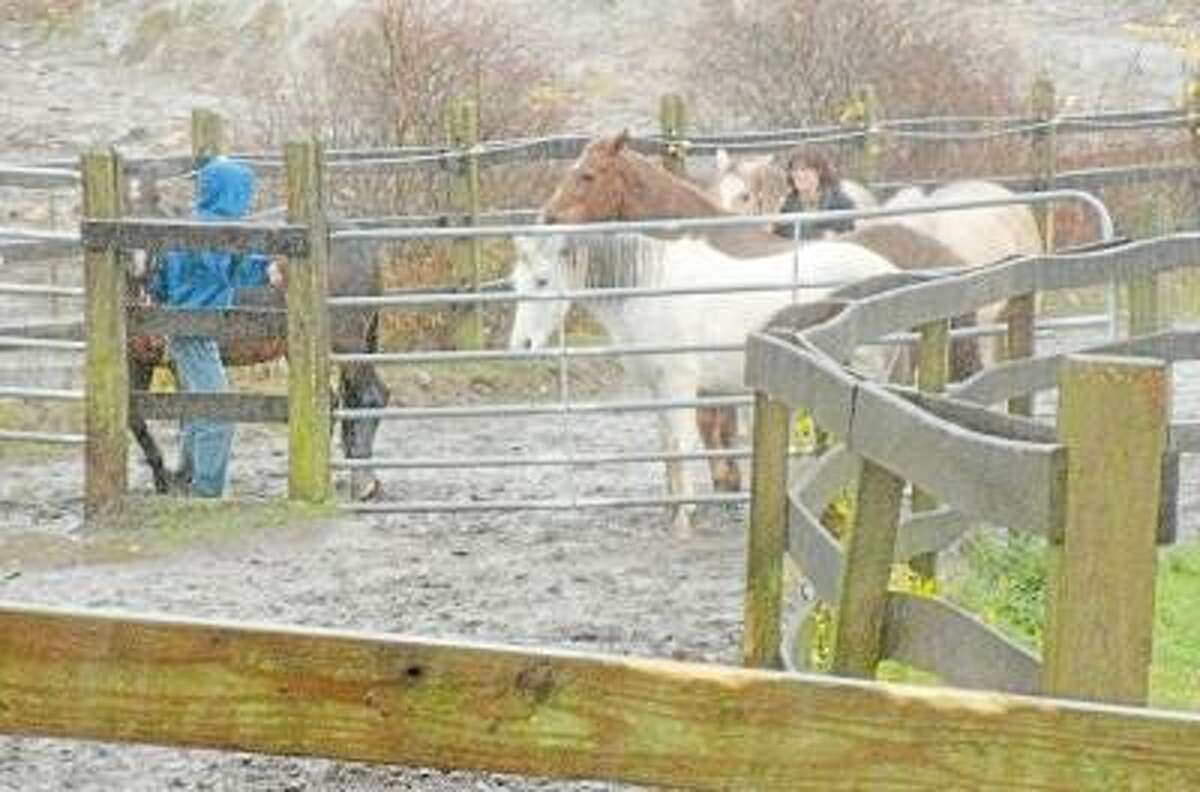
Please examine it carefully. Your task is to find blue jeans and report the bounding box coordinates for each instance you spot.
[167,336,232,497]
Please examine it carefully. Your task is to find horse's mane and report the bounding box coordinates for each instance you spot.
[566,233,668,291]
[596,137,794,260]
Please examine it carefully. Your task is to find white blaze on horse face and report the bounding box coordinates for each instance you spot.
[716,172,755,213]
[508,236,572,351]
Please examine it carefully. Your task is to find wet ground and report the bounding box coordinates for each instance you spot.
[3,1,1199,788]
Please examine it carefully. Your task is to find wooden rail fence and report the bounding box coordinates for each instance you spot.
[741,234,1200,706]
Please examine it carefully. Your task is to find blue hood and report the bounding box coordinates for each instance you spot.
[194,158,255,219]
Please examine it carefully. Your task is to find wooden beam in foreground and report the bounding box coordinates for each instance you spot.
[1,603,1200,789]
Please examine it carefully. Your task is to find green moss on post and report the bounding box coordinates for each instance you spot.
[1043,355,1166,705]
[658,93,687,177]
[742,393,789,669]
[285,140,332,503]
[81,147,129,521]
[830,458,903,678]
[447,98,483,350]
[910,318,949,580]
[191,108,224,163]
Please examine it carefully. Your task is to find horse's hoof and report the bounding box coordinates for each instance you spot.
[671,508,695,541]
[351,471,382,502]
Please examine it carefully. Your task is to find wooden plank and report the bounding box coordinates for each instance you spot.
[131,392,288,423]
[793,444,858,514]
[80,147,128,519]
[744,333,857,438]
[950,328,1200,409]
[830,458,903,678]
[1005,293,1037,416]
[1043,355,1167,705]
[849,383,1066,537]
[803,236,1200,361]
[889,387,1057,443]
[882,592,1040,695]
[285,141,333,503]
[4,603,1200,789]
[896,507,971,562]
[81,218,308,258]
[786,497,844,604]
[127,305,287,339]
[743,394,790,669]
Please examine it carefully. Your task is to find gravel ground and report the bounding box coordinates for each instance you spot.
[3,1,1199,788]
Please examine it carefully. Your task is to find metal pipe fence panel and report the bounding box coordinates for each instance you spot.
[335,192,1121,515]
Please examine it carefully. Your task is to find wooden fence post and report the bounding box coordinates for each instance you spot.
[742,393,790,669]
[1129,193,1164,335]
[1178,75,1200,319]
[191,108,224,164]
[285,140,333,503]
[1042,355,1166,706]
[447,98,483,350]
[659,93,687,177]
[81,147,129,520]
[844,84,883,185]
[1006,75,1056,418]
[829,458,904,678]
[909,318,949,580]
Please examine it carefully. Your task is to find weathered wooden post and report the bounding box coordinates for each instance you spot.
[1176,75,1200,319]
[191,108,224,164]
[447,97,483,350]
[659,93,687,177]
[81,147,129,519]
[742,393,790,669]
[909,318,950,580]
[829,457,904,678]
[845,84,883,185]
[1129,193,1164,335]
[1008,75,1056,418]
[285,140,333,503]
[1042,355,1166,705]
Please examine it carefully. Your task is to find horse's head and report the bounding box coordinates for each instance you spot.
[709,149,788,215]
[508,235,575,351]
[541,130,632,224]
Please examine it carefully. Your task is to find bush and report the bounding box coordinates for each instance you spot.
[683,1,1026,183]
[243,0,572,349]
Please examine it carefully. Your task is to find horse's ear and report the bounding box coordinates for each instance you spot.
[612,129,630,153]
[715,148,731,173]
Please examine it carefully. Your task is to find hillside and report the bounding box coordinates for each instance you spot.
[1,0,1195,162]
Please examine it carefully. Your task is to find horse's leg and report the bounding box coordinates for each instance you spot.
[338,361,390,501]
[695,403,741,492]
[949,312,984,382]
[647,367,702,539]
[127,358,172,493]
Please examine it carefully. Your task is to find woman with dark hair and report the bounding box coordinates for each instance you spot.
[772,145,858,240]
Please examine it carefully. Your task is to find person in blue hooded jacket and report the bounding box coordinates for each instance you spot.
[150,156,284,497]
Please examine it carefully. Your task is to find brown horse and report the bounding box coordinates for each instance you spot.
[541,131,984,493]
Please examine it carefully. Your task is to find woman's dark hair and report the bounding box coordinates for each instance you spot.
[784,145,840,189]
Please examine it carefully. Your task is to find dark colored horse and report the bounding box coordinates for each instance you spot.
[125,230,390,501]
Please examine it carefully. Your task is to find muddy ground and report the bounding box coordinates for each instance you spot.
[3,1,1200,789]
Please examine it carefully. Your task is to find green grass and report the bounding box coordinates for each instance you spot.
[938,531,1200,711]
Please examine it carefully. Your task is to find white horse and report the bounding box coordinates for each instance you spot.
[508,232,900,538]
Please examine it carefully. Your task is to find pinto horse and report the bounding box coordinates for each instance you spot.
[539,131,984,493]
[124,235,390,501]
